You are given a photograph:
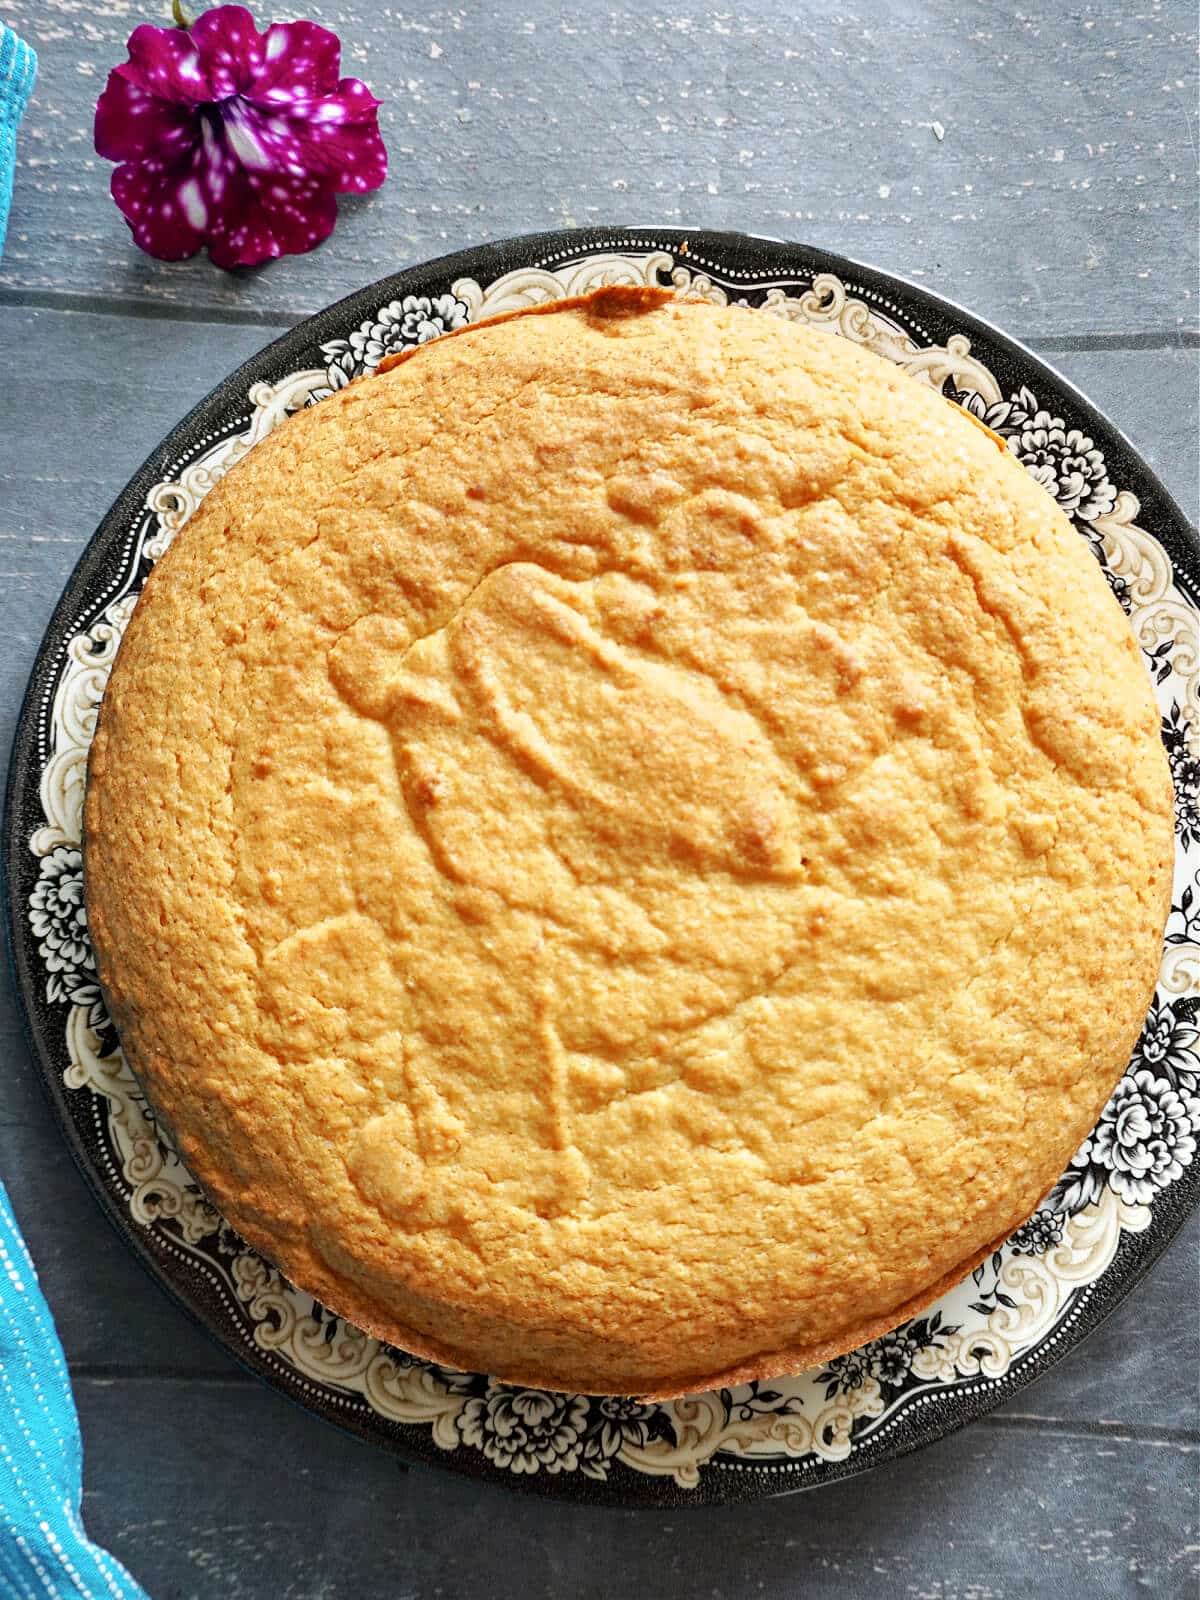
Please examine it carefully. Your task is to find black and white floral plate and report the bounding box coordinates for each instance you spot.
[5,229,1199,1505]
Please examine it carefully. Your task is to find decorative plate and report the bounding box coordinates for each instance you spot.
[4,229,1198,1506]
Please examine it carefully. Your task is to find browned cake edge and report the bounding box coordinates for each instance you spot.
[90,977,1156,1400]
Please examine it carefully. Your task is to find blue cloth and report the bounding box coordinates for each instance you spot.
[0,1181,149,1598]
[0,25,36,260]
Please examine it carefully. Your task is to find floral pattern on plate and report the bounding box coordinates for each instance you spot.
[310,292,471,401]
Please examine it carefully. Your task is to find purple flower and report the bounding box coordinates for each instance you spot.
[94,5,386,269]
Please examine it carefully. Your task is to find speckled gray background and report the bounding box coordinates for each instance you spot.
[0,2,1197,1595]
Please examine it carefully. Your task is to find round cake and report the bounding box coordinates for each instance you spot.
[85,287,1173,1396]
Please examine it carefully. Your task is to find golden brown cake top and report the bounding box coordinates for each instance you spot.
[85,288,1173,1395]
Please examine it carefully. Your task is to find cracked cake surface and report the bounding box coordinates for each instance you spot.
[84,287,1173,1395]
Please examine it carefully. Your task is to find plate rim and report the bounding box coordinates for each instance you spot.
[3,224,1198,1507]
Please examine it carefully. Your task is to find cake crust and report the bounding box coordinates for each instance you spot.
[84,287,1173,1396]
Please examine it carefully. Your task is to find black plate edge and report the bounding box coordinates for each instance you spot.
[3,224,1197,1507]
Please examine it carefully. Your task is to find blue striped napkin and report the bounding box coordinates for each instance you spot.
[0,28,147,1592]
[0,27,145,1593]
[0,23,36,260]
[0,1180,150,1599]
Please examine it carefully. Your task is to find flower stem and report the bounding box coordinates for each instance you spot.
[171,0,192,29]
